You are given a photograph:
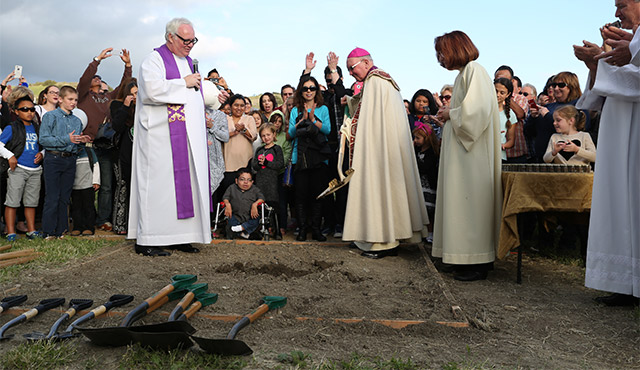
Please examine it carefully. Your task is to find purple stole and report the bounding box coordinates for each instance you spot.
[154,44,197,219]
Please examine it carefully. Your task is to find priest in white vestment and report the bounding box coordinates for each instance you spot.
[341,48,429,259]
[128,18,211,256]
[574,4,640,305]
[432,31,502,282]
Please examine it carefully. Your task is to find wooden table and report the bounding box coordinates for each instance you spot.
[499,171,594,282]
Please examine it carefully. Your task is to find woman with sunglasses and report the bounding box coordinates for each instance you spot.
[525,71,589,163]
[288,76,330,241]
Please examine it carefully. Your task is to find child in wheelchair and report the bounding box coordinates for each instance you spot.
[221,168,265,239]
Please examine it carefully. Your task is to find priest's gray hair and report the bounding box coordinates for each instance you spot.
[165,18,193,41]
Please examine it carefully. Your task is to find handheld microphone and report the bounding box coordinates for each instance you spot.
[193,59,199,91]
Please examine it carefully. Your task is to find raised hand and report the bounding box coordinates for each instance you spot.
[327,52,339,70]
[305,52,316,74]
[97,47,114,61]
[120,49,131,66]
[2,71,15,86]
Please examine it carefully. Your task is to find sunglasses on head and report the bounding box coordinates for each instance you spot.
[550,82,567,88]
[301,86,318,92]
[16,107,36,112]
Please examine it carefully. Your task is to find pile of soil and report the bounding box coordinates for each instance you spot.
[1,240,638,369]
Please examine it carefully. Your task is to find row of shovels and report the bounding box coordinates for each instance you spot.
[0,274,287,356]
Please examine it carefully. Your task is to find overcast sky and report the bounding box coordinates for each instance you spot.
[1,1,615,99]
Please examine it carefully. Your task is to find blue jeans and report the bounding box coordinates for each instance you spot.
[229,215,259,234]
[95,147,116,225]
[42,153,76,236]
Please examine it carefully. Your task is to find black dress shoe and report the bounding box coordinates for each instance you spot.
[169,244,200,253]
[135,244,171,257]
[360,247,399,259]
[437,262,456,274]
[296,232,307,241]
[453,270,488,281]
[312,232,327,242]
[595,293,639,307]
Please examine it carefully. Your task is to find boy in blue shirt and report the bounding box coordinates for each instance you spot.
[39,86,92,239]
[0,96,44,240]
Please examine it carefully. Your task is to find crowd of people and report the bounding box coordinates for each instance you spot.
[0,1,638,305]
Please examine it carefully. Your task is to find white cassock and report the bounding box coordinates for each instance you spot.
[577,32,640,297]
[127,50,211,245]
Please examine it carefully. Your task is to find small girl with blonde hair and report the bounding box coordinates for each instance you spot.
[543,105,596,165]
[252,123,284,238]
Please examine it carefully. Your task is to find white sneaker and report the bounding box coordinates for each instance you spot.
[240,231,250,239]
[231,225,243,233]
[333,225,343,238]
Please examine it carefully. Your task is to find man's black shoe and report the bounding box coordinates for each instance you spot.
[135,244,171,257]
[312,232,327,242]
[360,247,398,259]
[595,293,639,306]
[453,270,488,282]
[169,244,200,253]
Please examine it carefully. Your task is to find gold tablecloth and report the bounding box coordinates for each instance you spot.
[498,172,593,259]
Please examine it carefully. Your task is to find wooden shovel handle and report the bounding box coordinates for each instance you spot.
[0,249,37,261]
[0,254,40,268]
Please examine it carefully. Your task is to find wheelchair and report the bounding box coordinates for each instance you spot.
[212,201,278,240]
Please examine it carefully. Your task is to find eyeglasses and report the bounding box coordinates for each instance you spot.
[441,95,451,101]
[348,60,363,72]
[238,177,253,182]
[48,90,59,95]
[174,33,198,46]
[16,107,36,112]
[301,86,318,92]
[521,92,529,97]
[550,82,567,88]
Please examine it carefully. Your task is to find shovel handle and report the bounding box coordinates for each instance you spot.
[168,292,195,322]
[64,295,133,333]
[120,284,174,327]
[36,298,65,312]
[145,284,175,307]
[46,312,71,339]
[178,301,202,321]
[0,295,28,314]
[226,304,269,340]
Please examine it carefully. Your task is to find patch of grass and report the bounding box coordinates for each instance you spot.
[0,340,77,369]
[118,343,248,369]
[278,350,312,368]
[0,237,121,283]
[309,352,419,370]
